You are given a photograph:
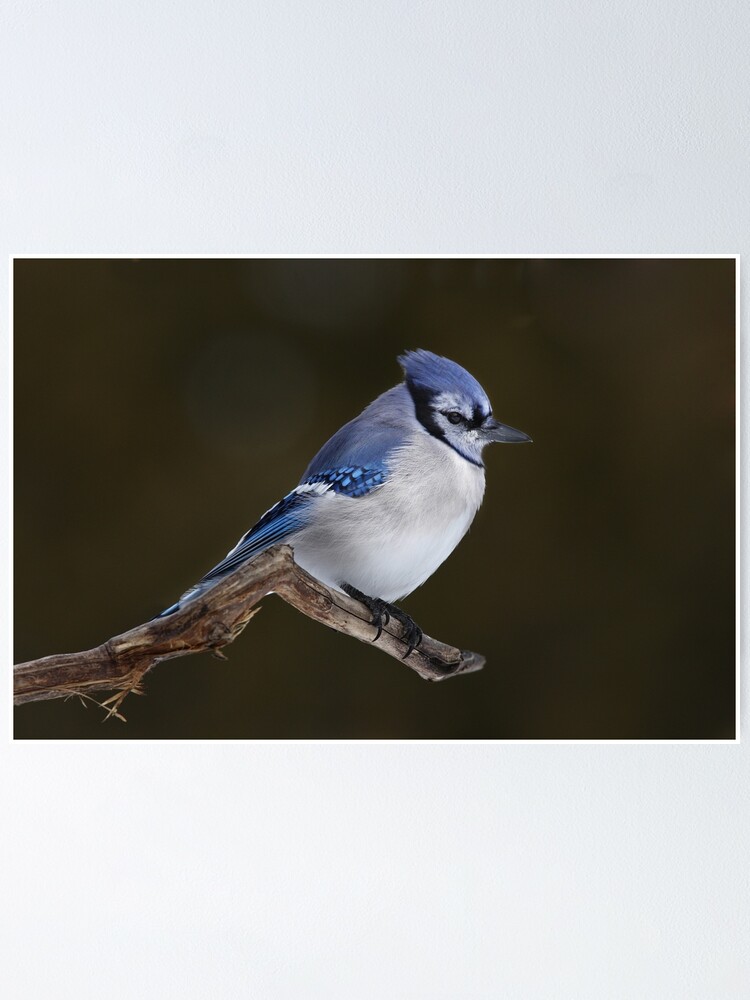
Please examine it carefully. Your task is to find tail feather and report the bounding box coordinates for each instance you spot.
[155,601,181,619]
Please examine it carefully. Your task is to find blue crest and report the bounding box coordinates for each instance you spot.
[398,349,490,407]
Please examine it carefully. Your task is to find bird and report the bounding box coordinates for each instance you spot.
[159,349,531,655]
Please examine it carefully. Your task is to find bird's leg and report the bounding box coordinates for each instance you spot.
[341,584,423,658]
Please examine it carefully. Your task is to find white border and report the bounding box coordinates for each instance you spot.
[10,253,741,745]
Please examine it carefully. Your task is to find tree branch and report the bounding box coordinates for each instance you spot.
[14,545,485,713]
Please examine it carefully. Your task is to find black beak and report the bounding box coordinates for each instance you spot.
[482,417,532,444]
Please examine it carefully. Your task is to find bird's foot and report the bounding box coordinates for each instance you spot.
[386,604,423,658]
[341,584,391,640]
[341,584,423,658]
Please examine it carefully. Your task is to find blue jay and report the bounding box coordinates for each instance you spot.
[159,349,531,654]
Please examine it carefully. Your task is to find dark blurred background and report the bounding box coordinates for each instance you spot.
[13,258,735,739]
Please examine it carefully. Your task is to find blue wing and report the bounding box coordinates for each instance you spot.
[202,403,406,577]
[306,465,386,498]
[204,463,388,581]
[300,404,406,484]
[156,487,320,616]
[158,396,408,616]
[197,487,320,584]
[158,462,389,617]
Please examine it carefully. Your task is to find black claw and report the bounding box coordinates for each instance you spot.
[342,583,389,642]
[341,583,424,657]
[400,620,423,659]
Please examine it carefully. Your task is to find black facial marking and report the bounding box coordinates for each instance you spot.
[471,405,487,429]
[406,382,446,442]
[405,380,484,468]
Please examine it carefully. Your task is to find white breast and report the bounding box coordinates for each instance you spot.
[291,431,486,602]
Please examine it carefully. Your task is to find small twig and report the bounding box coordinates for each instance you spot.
[14,545,485,710]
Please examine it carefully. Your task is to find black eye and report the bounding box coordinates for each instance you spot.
[445,411,463,425]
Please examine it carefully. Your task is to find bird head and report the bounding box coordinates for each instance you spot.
[399,349,531,466]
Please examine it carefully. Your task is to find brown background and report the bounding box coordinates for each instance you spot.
[14,258,736,739]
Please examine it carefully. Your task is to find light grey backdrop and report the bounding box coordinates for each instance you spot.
[2,2,747,997]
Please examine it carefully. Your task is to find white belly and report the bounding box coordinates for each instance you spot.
[291,435,486,602]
